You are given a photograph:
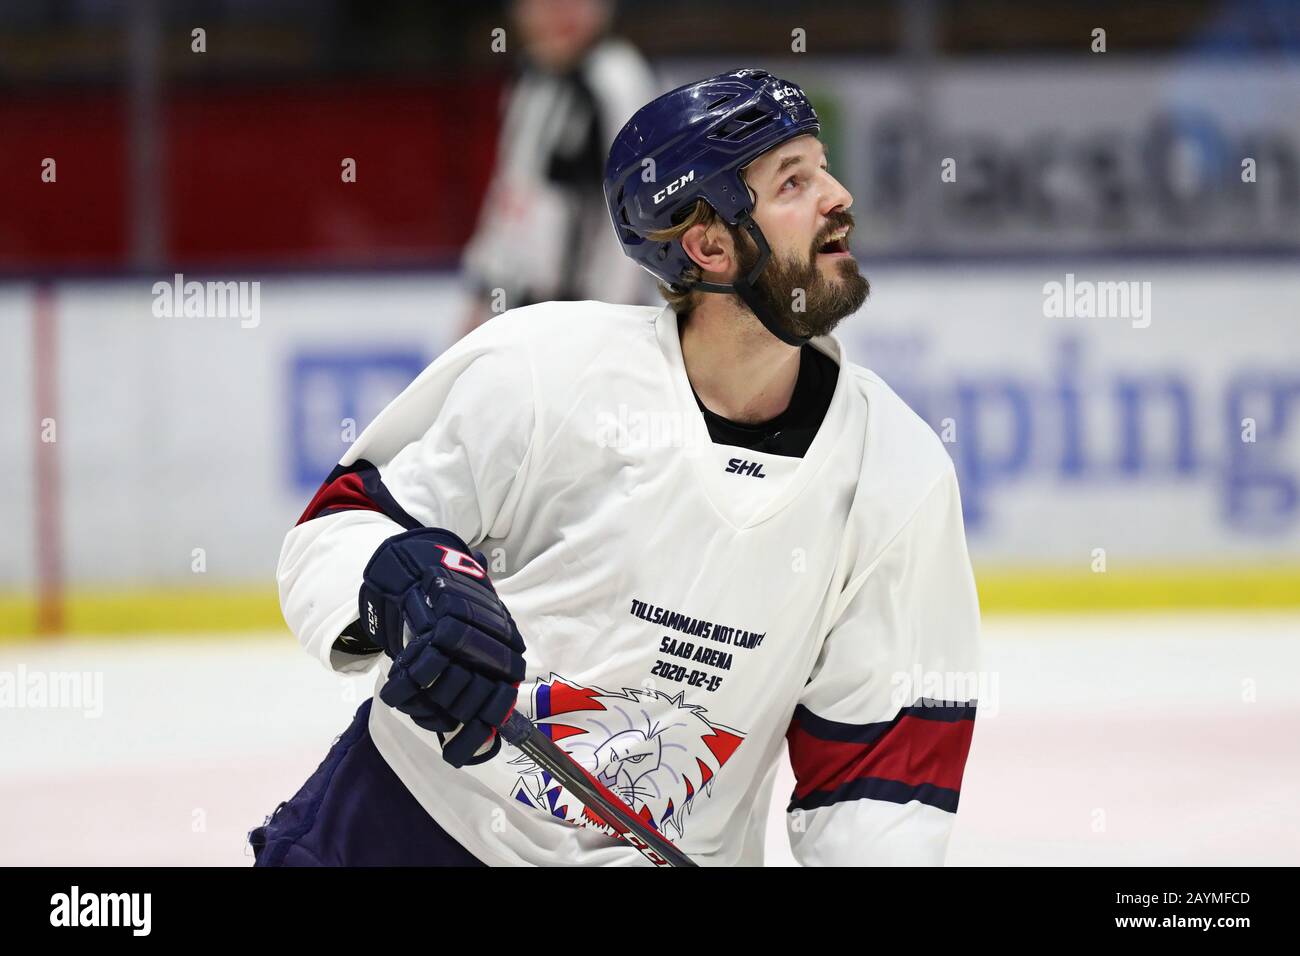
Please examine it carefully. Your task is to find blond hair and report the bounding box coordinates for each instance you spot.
[643,199,734,315]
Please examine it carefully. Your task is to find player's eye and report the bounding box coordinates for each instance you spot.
[781,175,800,192]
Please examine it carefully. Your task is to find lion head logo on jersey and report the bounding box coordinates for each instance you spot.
[506,675,745,840]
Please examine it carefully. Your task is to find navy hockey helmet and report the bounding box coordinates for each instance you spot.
[603,68,821,345]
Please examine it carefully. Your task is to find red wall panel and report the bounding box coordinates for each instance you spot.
[0,91,130,268]
[0,79,502,271]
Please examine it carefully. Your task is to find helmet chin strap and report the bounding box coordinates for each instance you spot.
[687,212,812,348]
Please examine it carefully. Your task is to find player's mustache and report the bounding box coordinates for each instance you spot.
[810,213,856,258]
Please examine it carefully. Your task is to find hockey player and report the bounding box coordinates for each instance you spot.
[252,68,981,867]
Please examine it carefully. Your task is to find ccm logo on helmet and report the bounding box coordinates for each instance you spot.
[652,170,695,205]
[771,86,802,102]
[434,545,487,579]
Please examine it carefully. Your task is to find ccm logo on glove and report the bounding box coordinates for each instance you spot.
[359,527,526,768]
[435,545,486,579]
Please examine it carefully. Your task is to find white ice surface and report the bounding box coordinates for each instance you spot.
[1,613,1297,866]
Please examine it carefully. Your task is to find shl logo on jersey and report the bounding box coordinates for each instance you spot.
[725,458,766,478]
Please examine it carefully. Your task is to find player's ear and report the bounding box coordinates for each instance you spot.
[680,221,735,280]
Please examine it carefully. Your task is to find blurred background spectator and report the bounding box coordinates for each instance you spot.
[459,0,658,333]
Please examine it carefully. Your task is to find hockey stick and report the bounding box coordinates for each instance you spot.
[498,711,697,867]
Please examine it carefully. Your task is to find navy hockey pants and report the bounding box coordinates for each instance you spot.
[249,697,486,866]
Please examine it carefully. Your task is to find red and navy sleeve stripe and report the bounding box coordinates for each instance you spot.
[786,699,976,814]
[295,459,421,530]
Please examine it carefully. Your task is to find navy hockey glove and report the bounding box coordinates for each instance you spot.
[359,528,526,768]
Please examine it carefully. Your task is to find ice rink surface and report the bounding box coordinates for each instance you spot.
[2,612,1297,866]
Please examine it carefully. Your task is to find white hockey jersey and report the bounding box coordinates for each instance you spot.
[278,301,981,866]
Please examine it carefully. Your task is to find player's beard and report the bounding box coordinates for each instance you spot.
[732,214,870,340]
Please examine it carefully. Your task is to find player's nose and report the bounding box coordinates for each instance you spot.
[818,171,853,216]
